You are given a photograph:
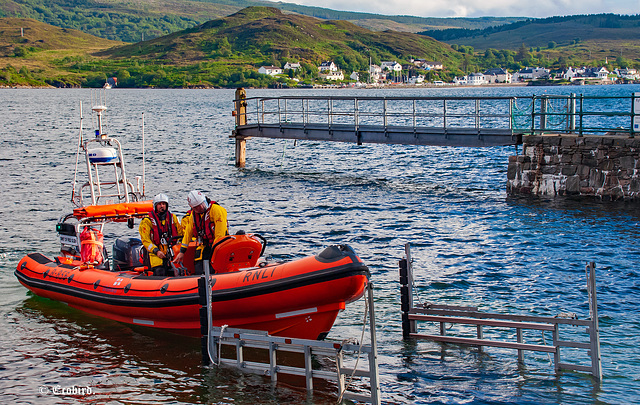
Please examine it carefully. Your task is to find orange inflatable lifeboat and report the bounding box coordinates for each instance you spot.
[15,231,369,339]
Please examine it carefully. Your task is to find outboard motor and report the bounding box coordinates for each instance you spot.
[112,237,144,271]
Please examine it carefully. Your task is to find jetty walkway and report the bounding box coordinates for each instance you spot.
[231,89,640,199]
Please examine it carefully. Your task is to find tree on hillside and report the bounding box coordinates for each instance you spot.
[516,43,529,62]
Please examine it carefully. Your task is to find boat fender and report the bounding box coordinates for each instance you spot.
[124,283,131,293]
[93,280,100,290]
[160,284,169,294]
[67,274,74,283]
[43,268,49,278]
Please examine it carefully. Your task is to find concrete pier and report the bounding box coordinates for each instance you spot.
[507,134,640,200]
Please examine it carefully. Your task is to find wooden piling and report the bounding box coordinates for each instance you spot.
[399,258,416,339]
[234,88,247,167]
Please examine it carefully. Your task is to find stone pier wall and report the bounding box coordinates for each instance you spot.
[507,134,640,200]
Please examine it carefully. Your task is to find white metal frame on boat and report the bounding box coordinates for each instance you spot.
[71,90,145,207]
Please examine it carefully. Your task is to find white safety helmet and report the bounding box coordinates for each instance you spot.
[153,193,169,209]
[187,190,206,208]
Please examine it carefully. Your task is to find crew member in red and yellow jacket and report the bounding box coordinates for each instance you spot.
[172,190,228,275]
[139,194,183,276]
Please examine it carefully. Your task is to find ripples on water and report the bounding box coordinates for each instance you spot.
[1,86,639,404]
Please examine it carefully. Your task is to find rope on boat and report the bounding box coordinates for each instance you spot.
[336,284,369,404]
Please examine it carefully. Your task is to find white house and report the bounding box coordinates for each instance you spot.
[563,67,579,81]
[483,68,511,83]
[585,67,609,80]
[320,71,344,81]
[422,61,444,70]
[453,73,487,85]
[381,61,403,72]
[407,75,425,85]
[467,73,486,85]
[350,71,360,81]
[369,64,384,83]
[453,76,467,85]
[284,62,301,70]
[258,66,283,76]
[514,67,549,81]
[318,61,338,72]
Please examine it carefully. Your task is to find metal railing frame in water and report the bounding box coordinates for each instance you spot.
[400,243,602,381]
[199,260,381,404]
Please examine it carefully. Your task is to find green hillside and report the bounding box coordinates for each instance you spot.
[104,7,457,67]
[2,8,637,89]
[421,14,640,51]
[0,7,463,88]
[0,17,123,86]
[0,0,523,42]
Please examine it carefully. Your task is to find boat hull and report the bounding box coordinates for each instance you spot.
[15,246,369,339]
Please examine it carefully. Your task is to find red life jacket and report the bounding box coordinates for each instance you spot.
[149,209,179,247]
[193,201,221,245]
[80,227,104,264]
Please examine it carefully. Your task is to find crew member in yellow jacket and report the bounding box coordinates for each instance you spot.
[172,190,228,275]
[139,194,184,276]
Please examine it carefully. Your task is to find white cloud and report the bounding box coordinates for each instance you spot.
[284,0,639,18]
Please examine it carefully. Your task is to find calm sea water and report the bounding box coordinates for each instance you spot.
[1,85,639,404]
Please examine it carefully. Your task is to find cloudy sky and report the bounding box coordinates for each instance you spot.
[285,0,638,18]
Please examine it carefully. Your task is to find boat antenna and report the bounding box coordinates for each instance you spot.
[91,89,108,138]
[142,112,146,198]
[71,101,84,206]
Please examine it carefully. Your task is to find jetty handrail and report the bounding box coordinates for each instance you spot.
[523,93,637,137]
[234,93,638,138]
[237,95,516,132]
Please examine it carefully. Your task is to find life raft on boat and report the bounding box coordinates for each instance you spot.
[14,236,369,339]
[73,201,154,221]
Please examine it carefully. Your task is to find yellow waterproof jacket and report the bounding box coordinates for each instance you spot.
[139,213,183,268]
[180,203,228,260]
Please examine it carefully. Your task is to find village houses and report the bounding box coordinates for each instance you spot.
[512,67,550,82]
[614,68,639,80]
[552,66,611,82]
[410,59,444,70]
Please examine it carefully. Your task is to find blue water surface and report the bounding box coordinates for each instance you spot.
[0,85,639,404]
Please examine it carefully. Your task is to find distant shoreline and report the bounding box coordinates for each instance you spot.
[2,81,636,90]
